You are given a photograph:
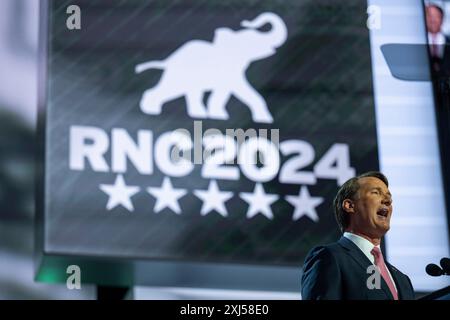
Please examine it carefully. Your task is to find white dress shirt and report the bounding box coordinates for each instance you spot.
[428,31,446,58]
[343,232,397,291]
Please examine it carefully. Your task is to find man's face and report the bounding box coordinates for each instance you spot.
[426,6,443,34]
[346,177,393,238]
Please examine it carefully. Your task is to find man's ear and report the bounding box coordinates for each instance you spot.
[342,199,355,214]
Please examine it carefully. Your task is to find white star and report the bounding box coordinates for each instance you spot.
[147,177,187,214]
[193,180,234,217]
[286,186,324,222]
[240,183,279,220]
[99,174,140,212]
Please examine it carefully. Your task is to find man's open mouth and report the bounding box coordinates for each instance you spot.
[377,207,389,218]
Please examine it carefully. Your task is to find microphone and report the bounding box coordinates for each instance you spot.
[440,257,450,273]
[426,263,444,276]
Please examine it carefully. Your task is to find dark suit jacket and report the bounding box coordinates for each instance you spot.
[430,39,450,78]
[301,237,415,300]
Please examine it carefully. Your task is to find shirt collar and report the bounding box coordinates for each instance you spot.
[343,232,380,264]
[428,32,446,45]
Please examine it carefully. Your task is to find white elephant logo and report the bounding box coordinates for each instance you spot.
[135,12,287,123]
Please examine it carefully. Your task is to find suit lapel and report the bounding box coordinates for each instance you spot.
[338,237,394,300]
[338,237,372,270]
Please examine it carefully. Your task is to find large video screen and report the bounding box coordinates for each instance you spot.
[40,0,377,268]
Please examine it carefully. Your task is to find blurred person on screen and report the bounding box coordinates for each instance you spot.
[301,171,415,300]
[426,3,450,75]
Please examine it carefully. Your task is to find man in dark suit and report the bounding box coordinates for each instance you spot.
[301,171,415,300]
[426,4,450,78]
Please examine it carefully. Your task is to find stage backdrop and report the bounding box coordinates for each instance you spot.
[36,0,378,287]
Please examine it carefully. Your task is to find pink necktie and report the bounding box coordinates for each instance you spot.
[431,34,439,57]
[371,247,399,300]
